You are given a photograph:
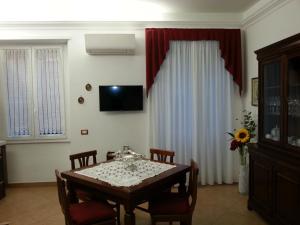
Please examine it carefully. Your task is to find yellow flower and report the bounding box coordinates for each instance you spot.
[234,128,250,143]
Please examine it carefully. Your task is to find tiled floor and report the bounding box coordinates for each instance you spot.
[0,184,267,225]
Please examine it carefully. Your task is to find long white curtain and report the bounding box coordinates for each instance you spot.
[34,48,65,136]
[0,49,32,137]
[149,41,236,185]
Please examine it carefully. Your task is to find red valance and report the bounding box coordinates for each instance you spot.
[145,28,242,95]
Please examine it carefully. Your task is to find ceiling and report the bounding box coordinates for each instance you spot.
[144,0,260,13]
[0,0,262,21]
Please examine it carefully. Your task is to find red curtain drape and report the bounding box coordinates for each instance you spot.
[145,28,242,95]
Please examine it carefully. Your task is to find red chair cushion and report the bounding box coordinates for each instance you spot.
[70,201,115,225]
[149,193,190,215]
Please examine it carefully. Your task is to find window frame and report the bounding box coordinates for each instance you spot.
[0,44,68,143]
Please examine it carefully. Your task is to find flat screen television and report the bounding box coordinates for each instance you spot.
[99,85,143,111]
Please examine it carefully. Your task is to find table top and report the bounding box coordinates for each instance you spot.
[0,140,6,146]
[61,160,190,199]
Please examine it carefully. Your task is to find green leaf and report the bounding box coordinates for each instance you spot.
[226,132,235,138]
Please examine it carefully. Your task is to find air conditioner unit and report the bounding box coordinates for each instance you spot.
[85,34,136,55]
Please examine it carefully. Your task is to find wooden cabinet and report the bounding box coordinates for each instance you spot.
[0,143,7,199]
[248,33,300,225]
[274,165,300,225]
[249,152,272,213]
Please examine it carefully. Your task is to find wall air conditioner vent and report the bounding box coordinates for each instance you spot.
[85,34,136,55]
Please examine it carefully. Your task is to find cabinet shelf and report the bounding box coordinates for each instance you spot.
[289,83,300,87]
[265,85,280,89]
[265,112,280,116]
[288,114,300,118]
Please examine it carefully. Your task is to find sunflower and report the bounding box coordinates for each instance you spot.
[234,128,250,143]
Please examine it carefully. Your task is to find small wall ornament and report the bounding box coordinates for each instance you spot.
[78,96,85,104]
[85,83,92,91]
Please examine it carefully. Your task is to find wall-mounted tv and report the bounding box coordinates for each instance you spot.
[99,85,143,111]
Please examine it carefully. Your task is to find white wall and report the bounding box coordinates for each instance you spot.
[0,24,244,183]
[0,10,253,184]
[0,28,148,183]
[7,3,297,182]
[243,0,300,114]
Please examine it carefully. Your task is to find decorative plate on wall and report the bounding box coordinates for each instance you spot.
[85,83,92,91]
[78,96,85,104]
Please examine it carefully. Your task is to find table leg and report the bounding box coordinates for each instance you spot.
[124,205,135,225]
[178,173,187,194]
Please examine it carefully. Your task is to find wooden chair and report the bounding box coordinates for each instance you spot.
[150,148,175,163]
[69,150,97,170]
[69,150,98,201]
[149,149,175,191]
[55,170,116,225]
[135,148,176,213]
[69,150,121,225]
[148,160,199,225]
[106,151,115,161]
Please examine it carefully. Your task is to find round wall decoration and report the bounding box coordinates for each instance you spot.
[85,83,92,91]
[78,96,85,104]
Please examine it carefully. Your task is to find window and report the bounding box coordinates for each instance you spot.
[0,46,66,140]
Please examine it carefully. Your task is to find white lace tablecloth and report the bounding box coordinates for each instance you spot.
[75,160,176,187]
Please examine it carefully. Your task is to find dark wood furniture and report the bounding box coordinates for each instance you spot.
[69,150,98,201]
[69,150,121,225]
[135,149,175,213]
[61,161,190,225]
[0,143,7,200]
[150,148,175,163]
[149,160,199,225]
[69,150,97,170]
[248,33,300,225]
[55,170,116,225]
[106,152,115,161]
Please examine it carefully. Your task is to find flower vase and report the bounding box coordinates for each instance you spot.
[238,145,249,194]
[238,164,249,194]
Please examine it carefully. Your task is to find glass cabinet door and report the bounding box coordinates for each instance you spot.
[263,61,281,142]
[287,56,300,147]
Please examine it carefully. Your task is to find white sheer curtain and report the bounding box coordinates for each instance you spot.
[0,49,32,137]
[34,48,65,136]
[149,41,236,185]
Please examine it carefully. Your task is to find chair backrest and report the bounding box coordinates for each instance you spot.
[150,148,175,163]
[187,160,199,213]
[55,169,71,223]
[69,150,97,170]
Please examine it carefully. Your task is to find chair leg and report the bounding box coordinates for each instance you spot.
[116,203,121,225]
[65,218,70,225]
[151,217,156,225]
[180,220,189,225]
[187,216,192,225]
[181,217,192,225]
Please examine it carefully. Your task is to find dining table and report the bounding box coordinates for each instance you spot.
[61,159,190,225]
